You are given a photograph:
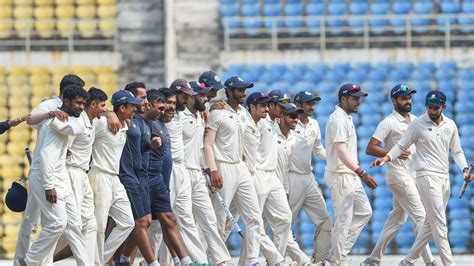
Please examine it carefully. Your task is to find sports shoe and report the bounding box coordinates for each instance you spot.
[360,257,381,266]
[399,259,415,266]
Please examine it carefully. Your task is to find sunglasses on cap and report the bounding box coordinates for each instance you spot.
[343,85,361,94]
[426,97,445,105]
[392,84,411,94]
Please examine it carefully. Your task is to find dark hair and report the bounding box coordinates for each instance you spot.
[59,74,85,95]
[86,87,108,107]
[124,82,146,96]
[113,102,127,113]
[147,89,166,104]
[158,87,176,100]
[62,84,88,102]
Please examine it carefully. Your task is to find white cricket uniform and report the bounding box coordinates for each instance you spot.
[324,105,372,265]
[15,96,62,263]
[239,113,287,264]
[89,118,134,265]
[181,107,231,264]
[166,113,208,263]
[25,118,87,265]
[368,111,434,263]
[274,124,312,265]
[206,103,262,263]
[387,113,468,265]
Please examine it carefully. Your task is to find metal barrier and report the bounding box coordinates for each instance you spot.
[0,19,118,52]
[222,13,474,51]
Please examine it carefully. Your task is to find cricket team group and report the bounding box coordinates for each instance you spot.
[6,69,474,266]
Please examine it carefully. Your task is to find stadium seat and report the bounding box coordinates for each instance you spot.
[284,3,304,35]
[326,3,346,35]
[220,4,239,17]
[77,20,97,38]
[35,19,55,38]
[348,2,368,34]
[55,5,75,19]
[369,3,390,34]
[34,6,54,19]
[76,5,96,19]
[56,19,75,37]
[262,4,282,30]
[97,4,116,18]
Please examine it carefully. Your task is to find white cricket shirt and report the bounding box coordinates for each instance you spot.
[206,103,247,164]
[166,114,184,163]
[387,113,468,178]
[290,117,326,174]
[180,107,205,170]
[256,115,279,171]
[325,105,358,174]
[67,111,95,171]
[90,117,128,175]
[242,111,260,175]
[372,110,417,182]
[275,123,295,193]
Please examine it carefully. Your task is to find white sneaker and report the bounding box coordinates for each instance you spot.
[399,259,415,266]
[360,257,381,266]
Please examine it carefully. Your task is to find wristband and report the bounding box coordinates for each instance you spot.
[358,170,366,177]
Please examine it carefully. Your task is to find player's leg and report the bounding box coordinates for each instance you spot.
[287,172,307,222]
[190,169,231,264]
[61,191,87,265]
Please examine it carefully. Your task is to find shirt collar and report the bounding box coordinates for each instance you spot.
[81,111,93,129]
[335,105,352,120]
[422,112,447,126]
[391,110,413,123]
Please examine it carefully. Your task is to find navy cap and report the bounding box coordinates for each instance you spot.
[170,79,198,96]
[425,90,447,107]
[199,71,224,90]
[224,76,254,89]
[338,83,368,98]
[281,103,304,114]
[246,92,271,106]
[111,90,144,106]
[390,84,416,98]
[294,91,322,102]
[5,181,28,212]
[268,89,290,103]
[189,81,211,94]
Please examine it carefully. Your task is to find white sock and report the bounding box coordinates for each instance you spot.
[120,255,130,263]
[173,256,181,266]
[149,260,159,266]
[180,256,192,266]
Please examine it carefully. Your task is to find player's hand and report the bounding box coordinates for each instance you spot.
[8,115,30,127]
[50,110,68,122]
[210,101,225,111]
[360,173,377,189]
[463,168,474,183]
[150,136,162,149]
[105,111,121,135]
[210,170,223,190]
[370,155,390,168]
[398,149,411,160]
[45,188,57,203]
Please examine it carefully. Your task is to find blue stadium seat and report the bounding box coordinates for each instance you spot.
[326,3,347,35]
[411,2,434,33]
[348,3,368,34]
[287,0,302,3]
[284,3,303,16]
[369,3,390,34]
[303,71,323,84]
[220,4,239,17]
[221,0,237,4]
[264,0,280,3]
[347,70,367,84]
[284,4,304,35]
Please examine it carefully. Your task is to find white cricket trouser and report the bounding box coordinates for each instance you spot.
[324,171,372,265]
[214,161,262,262]
[288,171,330,260]
[170,163,208,263]
[239,169,287,265]
[369,174,433,263]
[405,175,454,265]
[54,166,97,265]
[24,172,87,266]
[88,168,135,265]
[188,168,231,264]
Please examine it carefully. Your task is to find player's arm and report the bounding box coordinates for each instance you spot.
[99,110,122,135]
[204,128,222,189]
[449,124,469,173]
[334,142,377,189]
[50,117,83,136]
[367,120,390,157]
[312,123,327,160]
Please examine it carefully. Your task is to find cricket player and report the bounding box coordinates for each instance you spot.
[325,83,377,265]
[182,81,231,264]
[240,92,286,265]
[199,70,226,103]
[146,88,192,266]
[291,91,332,264]
[165,79,209,262]
[203,76,263,265]
[362,84,435,265]
[117,82,160,266]
[15,74,86,264]
[0,115,29,134]
[20,85,88,265]
[372,90,474,266]
[89,90,139,265]
[53,88,109,265]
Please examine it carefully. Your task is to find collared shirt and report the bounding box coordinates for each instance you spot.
[119,118,142,185]
[67,111,95,171]
[36,117,83,194]
[242,111,260,175]
[30,96,63,130]
[206,103,247,164]
[136,115,152,180]
[275,123,295,193]
[325,105,358,174]
[148,119,171,187]
[181,107,205,170]
[290,117,326,174]
[165,114,184,163]
[91,117,128,175]
[372,110,417,181]
[387,113,468,178]
[256,115,279,171]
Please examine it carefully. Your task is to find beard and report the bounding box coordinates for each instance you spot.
[176,100,186,112]
[428,112,441,121]
[397,103,412,113]
[194,100,206,112]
